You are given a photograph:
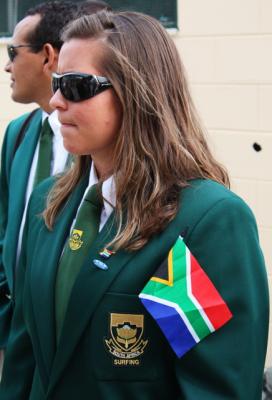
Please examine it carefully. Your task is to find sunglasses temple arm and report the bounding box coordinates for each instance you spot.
[101,82,112,88]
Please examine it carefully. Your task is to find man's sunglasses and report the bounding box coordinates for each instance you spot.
[7,44,40,62]
[52,72,113,102]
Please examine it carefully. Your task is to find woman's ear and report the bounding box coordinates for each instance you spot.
[42,43,59,74]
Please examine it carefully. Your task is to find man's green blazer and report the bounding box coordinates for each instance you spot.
[0,175,269,399]
[0,109,42,347]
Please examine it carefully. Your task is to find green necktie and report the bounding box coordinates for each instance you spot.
[55,184,103,342]
[34,117,53,187]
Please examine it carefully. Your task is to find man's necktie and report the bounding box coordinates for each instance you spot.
[55,184,103,342]
[34,117,53,187]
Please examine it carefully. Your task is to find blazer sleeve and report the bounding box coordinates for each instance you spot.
[174,195,269,400]
[0,126,14,348]
[0,113,34,348]
[0,202,35,400]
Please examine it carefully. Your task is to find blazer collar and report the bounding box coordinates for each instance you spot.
[6,110,42,288]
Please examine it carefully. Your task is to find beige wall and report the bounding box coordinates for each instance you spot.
[176,0,272,366]
[0,0,271,365]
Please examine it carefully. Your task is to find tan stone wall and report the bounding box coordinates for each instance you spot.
[176,0,272,367]
[0,0,271,365]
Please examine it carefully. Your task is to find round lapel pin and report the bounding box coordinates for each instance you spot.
[93,259,109,270]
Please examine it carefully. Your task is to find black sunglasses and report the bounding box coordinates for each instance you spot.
[7,44,40,62]
[52,72,112,102]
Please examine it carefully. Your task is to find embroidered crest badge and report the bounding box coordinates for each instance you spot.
[69,229,83,250]
[105,313,148,366]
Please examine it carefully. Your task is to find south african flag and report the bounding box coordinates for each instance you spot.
[139,236,232,357]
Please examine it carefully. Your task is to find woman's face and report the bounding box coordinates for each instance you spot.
[50,39,122,171]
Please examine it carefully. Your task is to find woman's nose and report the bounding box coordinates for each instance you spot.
[49,89,67,111]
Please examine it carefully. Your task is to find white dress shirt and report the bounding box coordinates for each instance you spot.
[76,162,116,232]
[16,110,69,265]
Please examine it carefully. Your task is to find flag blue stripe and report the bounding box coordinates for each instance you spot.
[140,298,197,357]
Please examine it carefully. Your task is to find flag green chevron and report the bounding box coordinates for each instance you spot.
[141,237,213,340]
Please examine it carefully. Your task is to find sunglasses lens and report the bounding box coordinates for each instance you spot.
[7,46,16,62]
[52,76,59,94]
[52,73,111,102]
[62,75,96,102]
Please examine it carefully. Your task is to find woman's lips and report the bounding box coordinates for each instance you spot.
[60,122,77,136]
[60,121,76,127]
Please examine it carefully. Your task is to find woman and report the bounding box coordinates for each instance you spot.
[0,11,269,400]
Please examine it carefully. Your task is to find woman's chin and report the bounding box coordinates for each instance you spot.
[63,142,91,157]
[63,141,79,155]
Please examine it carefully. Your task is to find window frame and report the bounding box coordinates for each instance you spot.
[0,0,178,38]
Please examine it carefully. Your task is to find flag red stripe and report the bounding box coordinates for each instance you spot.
[190,253,232,329]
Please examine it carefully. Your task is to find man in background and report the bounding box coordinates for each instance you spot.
[0,0,111,373]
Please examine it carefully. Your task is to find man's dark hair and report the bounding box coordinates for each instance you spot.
[25,1,78,51]
[76,1,112,16]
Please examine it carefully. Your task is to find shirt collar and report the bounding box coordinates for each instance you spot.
[87,162,116,218]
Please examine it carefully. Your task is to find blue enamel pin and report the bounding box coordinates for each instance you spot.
[93,259,109,270]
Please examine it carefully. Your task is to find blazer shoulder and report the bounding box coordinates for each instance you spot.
[5,109,41,134]
[2,109,42,151]
[179,179,255,236]
[182,178,248,208]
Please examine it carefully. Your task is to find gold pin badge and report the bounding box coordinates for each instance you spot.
[69,229,83,250]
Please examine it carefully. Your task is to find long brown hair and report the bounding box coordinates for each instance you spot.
[44,11,229,251]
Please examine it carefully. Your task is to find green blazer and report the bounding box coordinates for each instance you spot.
[0,109,42,347]
[0,176,269,400]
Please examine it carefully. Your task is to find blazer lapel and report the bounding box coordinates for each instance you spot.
[30,174,88,391]
[47,198,188,395]
[5,111,42,289]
